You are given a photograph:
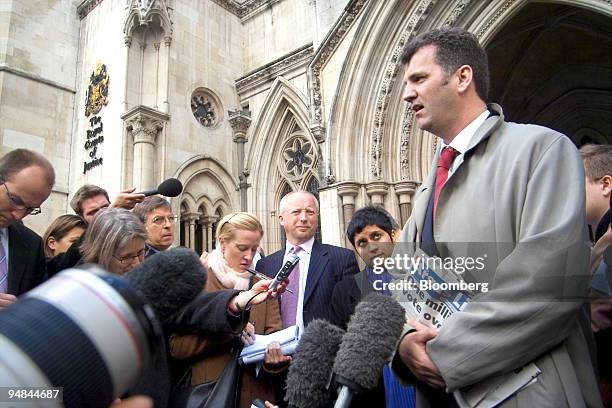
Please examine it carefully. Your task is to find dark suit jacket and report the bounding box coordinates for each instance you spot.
[8,221,46,296]
[255,240,359,327]
[6,221,46,295]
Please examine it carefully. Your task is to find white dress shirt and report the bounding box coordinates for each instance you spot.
[283,236,315,333]
[443,108,489,177]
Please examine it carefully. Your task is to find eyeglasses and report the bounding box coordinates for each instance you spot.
[113,249,145,265]
[2,183,41,215]
[150,214,179,226]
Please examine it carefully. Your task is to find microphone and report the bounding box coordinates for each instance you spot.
[137,178,183,197]
[285,319,345,408]
[332,293,405,408]
[124,247,206,322]
[269,252,300,291]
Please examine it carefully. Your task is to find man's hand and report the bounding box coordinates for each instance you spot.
[263,341,292,369]
[110,188,145,210]
[398,319,446,389]
[0,293,17,310]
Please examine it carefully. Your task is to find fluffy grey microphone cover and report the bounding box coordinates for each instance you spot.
[285,319,345,408]
[124,247,206,322]
[332,292,405,389]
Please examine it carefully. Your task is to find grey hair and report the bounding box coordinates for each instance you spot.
[279,191,320,214]
[80,208,147,272]
[133,195,172,223]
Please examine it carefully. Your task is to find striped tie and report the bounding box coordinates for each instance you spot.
[280,246,301,328]
[0,240,8,293]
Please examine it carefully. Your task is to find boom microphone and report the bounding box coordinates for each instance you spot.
[124,247,206,322]
[269,252,300,291]
[137,178,183,197]
[332,293,405,408]
[285,319,345,408]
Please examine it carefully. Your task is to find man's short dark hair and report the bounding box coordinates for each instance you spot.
[0,148,55,187]
[70,184,109,216]
[400,27,490,102]
[580,144,612,181]
[346,205,399,247]
[133,195,172,223]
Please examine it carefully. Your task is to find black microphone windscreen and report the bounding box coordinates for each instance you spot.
[333,293,405,390]
[156,178,183,197]
[124,248,206,322]
[285,319,345,408]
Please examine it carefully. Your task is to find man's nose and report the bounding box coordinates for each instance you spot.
[10,209,26,221]
[402,84,416,103]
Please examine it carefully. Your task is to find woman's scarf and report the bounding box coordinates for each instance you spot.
[200,247,251,290]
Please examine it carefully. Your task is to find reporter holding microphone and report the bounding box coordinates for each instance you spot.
[169,212,287,408]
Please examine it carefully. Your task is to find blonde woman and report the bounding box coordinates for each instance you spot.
[169,212,286,408]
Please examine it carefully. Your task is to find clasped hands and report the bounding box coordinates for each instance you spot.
[398,319,446,389]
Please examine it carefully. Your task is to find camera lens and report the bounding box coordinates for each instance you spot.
[0,267,162,408]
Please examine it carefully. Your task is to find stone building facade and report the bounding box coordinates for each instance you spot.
[1,0,610,254]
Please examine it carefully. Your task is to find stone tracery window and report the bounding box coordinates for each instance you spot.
[279,135,315,180]
[191,88,222,127]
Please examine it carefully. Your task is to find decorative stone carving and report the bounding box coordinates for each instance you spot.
[443,0,472,27]
[477,0,518,40]
[324,173,337,185]
[228,108,252,142]
[400,108,414,180]
[279,136,316,180]
[370,0,433,180]
[211,0,284,20]
[121,105,169,190]
[123,106,168,143]
[191,89,222,128]
[124,0,174,44]
[235,44,313,97]
[309,0,367,129]
[77,0,105,19]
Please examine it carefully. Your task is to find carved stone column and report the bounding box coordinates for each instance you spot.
[183,213,200,251]
[199,215,210,252]
[338,182,360,247]
[228,108,252,211]
[203,215,219,252]
[395,181,419,225]
[366,182,389,205]
[122,105,170,191]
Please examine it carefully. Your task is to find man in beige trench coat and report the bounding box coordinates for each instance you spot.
[390,28,603,408]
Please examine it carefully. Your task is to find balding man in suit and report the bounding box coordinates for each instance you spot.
[0,148,54,309]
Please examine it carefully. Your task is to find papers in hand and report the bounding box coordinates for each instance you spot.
[239,325,300,365]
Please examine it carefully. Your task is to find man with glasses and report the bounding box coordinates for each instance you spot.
[133,196,177,258]
[0,148,55,309]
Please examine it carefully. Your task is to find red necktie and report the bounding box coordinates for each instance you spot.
[433,146,458,218]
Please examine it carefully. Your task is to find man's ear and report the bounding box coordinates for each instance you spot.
[602,174,612,197]
[456,64,473,94]
[278,213,285,227]
[391,229,400,242]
